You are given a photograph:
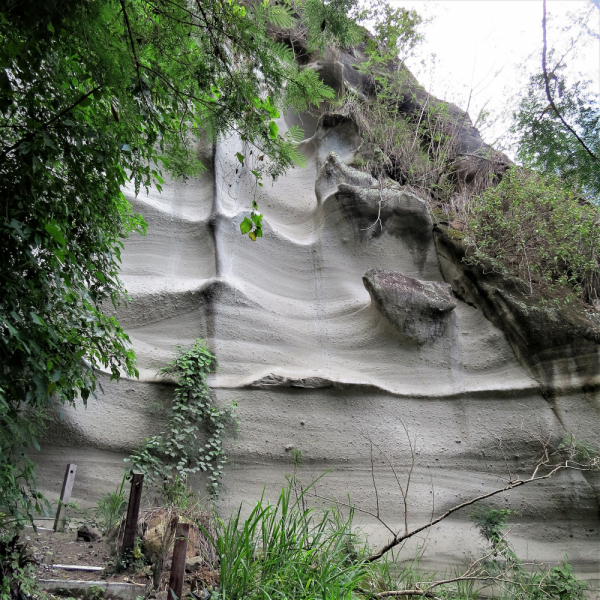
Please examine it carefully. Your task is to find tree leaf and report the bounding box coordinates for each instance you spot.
[45,222,67,247]
[269,120,278,139]
[240,216,253,234]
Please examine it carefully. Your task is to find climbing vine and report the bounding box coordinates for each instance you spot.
[129,340,236,496]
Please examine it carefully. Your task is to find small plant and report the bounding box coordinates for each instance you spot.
[532,560,587,600]
[129,339,237,496]
[0,532,39,600]
[88,584,106,600]
[472,507,516,551]
[290,449,302,468]
[557,435,600,465]
[162,474,195,509]
[116,538,147,574]
[96,473,128,534]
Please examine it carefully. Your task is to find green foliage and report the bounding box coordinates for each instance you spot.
[116,538,148,573]
[472,508,516,550]
[129,340,236,496]
[162,474,196,509]
[511,54,600,199]
[209,482,590,600]
[341,4,457,199]
[292,0,363,53]
[211,481,366,600]
[0,532,40,600]
[468,508,587,600]
[465,167,600,304]
[0,408,49,529]
[531,561,587,600]
[291,448,303,468]
[88,585,106,600]
[240,200,264,241]
[95,473,128,534]
[360,0,425,61]
[557,435,600,465]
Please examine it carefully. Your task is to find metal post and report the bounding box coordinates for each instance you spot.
[168,523,190,600]
[53,464,77,532]
[121,473,144,553]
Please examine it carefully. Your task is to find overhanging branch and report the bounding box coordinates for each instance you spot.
[542,0,598,161]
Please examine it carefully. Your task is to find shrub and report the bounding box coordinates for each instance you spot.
[465,167,600,304]
[0,533,38,600]
[129,339,237,496]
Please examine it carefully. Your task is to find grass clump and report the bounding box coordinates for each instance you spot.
[206,482,591,600]
[211,482,366,600]
[95,472,128,534]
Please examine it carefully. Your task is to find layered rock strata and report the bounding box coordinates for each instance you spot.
[36,43,600,581]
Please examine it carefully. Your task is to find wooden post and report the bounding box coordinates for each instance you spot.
[121,473,144,553]
[168,523,190,600]
[53,464,77,532]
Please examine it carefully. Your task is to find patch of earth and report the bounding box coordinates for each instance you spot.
[24,528,151,585]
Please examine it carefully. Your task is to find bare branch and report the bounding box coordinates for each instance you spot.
[364,460,579,563]
[309,490,396,537]
[542,0,597,160]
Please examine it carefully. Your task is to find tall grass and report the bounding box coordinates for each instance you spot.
[211,482,366,600]
[204,481,590,600]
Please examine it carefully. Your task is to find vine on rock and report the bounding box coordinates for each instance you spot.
[129,340,236,496]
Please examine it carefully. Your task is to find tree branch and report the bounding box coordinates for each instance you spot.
[542,0,597,160]
[0,86,102,163]
[364,461,575,563]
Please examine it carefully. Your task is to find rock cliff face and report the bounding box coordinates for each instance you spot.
[37,44,599,578]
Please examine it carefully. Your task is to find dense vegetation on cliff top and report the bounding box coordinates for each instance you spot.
[344,0,599,305]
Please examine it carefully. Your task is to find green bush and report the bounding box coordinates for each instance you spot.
[0,532,39,600]
[466,167,600,304]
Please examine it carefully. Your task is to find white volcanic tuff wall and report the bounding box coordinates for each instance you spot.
[37,114,599,578]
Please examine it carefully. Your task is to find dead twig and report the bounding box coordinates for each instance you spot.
[364,457,593,563]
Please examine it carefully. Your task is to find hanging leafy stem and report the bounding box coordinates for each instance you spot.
[238,123,307,241]
[240,200,264,241]
[128,340,237,496]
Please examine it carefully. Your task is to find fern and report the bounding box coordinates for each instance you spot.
[286,125,305,144]
[290,146,308,167]
[267,5,295,28]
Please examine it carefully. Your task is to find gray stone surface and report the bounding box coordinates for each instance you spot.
[40,580,144,600]
[34,46,600,582]
[363,269,457,344]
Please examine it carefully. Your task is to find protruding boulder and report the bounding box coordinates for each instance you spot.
[363,269,457,344]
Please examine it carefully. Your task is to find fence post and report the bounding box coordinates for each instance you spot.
[53,464,77,532]
[168,523,190,600]
[121,473,144,553]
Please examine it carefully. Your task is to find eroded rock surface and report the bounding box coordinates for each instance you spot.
[35,42,600,580]
[363,269,456,344]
